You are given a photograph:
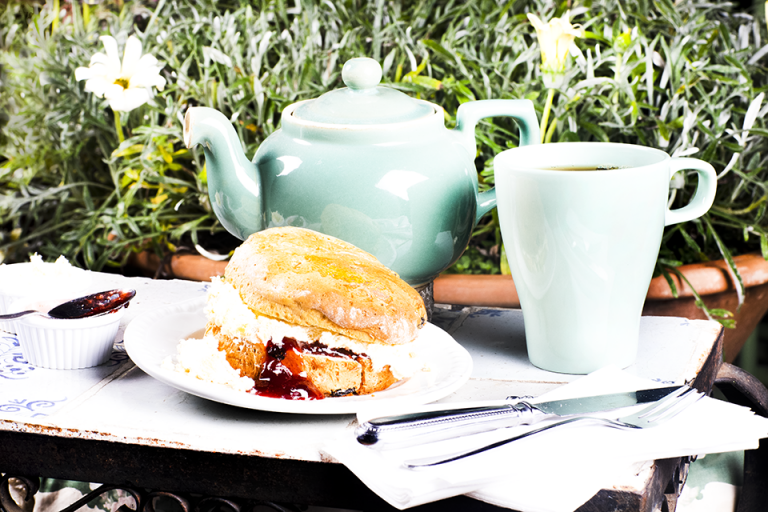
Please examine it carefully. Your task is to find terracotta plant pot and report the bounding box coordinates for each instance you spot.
[642,254,768,363]
[129,251,227,281]
[129,251,768,363]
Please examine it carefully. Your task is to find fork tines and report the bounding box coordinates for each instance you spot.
[638,386,703,423]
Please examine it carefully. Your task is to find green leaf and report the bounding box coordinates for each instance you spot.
[677,225,703,254]
[500,244,510,275]
[653,0,682,27]
[705,65,741,75]
[701,140,718,163]
[708,308,734,318]
[757,200,768,224]
[410,75,443,90]
[524,91,540,102]
[705,216,745,306]
[578,121,610,142]
[421,39,456,63]
[582,31,611,44]
[721,141,744,152]
[724,55,751,84]
[660,267,679,298]
[198,164,207,185]
[761,234,768,260]
[668,266,736,328]
[558,131,580,142]
[112,144,145,158]
[655,120,670,142]
[747,128,768,138]
[448,79,476,103]
[630,100,639,124]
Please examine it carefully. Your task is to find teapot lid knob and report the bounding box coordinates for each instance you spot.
[292,56,433,124]
[342,58,382,91]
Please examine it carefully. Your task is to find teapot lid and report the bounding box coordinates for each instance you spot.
[292,58,434,125]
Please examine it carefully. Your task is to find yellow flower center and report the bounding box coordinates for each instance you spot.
[114,77,130,89]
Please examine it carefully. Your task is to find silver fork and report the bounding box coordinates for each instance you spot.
[405,385,703,469]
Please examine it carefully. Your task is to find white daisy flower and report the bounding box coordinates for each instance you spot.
[75,35,166,112]
[527,11,584,88]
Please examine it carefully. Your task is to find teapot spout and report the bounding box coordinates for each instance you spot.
[184,107,264,240]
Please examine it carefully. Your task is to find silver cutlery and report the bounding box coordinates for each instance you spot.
[404,385,703,468]
[357,385,682,448]
[0,289,136,320]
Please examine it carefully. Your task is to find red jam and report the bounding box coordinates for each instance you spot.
[250,337,324,400]
[48,289,135,319]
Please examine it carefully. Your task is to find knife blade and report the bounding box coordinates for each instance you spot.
[355,385,680,448]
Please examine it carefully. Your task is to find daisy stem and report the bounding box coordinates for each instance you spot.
[114,111,124,143]
[539,88,555,144]
[544,116,558,143]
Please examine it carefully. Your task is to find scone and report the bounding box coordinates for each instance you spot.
[205,226,427,399]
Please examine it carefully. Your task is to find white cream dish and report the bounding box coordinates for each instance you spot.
[10,295,124,369]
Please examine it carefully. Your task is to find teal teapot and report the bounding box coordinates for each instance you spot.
[183,57,540,287]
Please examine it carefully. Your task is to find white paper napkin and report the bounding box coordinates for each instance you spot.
[322,367,768,512]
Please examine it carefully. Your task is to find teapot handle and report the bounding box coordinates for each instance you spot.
[454,99,541,223]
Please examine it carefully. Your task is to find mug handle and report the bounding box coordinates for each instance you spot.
[665,157,718,226]
[455,99,541,223]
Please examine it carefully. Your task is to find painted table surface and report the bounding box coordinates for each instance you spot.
[0,271,724,508]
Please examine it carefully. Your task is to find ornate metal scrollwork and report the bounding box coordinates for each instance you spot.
[57,484,141,512]
[143,490,190,512]
[0,475,39,512]
[0,475,308,512]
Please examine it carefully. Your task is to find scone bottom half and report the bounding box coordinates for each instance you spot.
[208,321,399,399]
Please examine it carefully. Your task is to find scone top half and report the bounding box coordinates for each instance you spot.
[225,227,427,345]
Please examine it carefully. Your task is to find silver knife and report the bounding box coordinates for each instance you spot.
[355,386,680,448]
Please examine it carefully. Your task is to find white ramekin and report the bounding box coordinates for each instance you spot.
[11,297,124,370]
[0,262,92,333]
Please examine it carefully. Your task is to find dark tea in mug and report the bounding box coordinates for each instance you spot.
[539,165,621,171]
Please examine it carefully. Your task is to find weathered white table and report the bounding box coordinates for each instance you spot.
[0,272,725,512]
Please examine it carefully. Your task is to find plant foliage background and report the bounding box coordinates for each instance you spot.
[1,0,767,315]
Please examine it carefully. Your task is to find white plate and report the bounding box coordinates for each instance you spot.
[123,297,473,414]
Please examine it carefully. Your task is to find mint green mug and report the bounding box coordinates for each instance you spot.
[494,142,717,374]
